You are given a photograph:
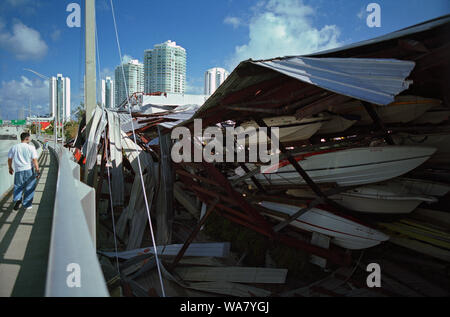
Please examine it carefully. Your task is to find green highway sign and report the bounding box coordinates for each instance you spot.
[11,120,27,125]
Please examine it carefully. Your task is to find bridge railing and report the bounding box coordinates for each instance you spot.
[45,141,108,297]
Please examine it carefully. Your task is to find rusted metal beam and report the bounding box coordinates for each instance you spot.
[254,118,328,199]
[202,162,274,233]
[218,211,351,266]
[239,163,266,193]
[361,101,395,145]
[169,198,220,271]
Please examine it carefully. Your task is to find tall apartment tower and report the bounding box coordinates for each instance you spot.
[101,76,114,109]
[144,40,186,94]
[49,74,71,120]
[204,67,229,95]
[114,59,144,107]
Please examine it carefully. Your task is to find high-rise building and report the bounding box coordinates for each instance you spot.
[101,76,114,109]
[49,74,71,121]
[114,59,144,107]
[144,40,186,94]
[204,67,229,95]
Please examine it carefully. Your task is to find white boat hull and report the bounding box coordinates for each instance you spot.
[259,201,389,250]
[247,146,436,187]
[316,114,358,134]
[331,183,437,214]
[240,115,327,143]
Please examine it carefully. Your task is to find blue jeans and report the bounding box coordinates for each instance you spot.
[13,169,37,208]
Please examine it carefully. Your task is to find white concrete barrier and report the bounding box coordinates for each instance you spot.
[45,141,108,297]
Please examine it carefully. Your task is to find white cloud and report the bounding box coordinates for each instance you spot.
[224,16,244,29]
[226,0,342,69]
[100,67,114,79]
[357,7,365,19]
[0,76,49,119]
[51,29,61,41]
[0,20,48,60]
[122,54,135,64]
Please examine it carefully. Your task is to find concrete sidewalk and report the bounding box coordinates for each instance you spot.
[0,150,57,297]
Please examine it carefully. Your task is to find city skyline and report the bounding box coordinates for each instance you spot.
[49,74,71,121]
[114,58,144,108]
[144,40,187,95]
[101,76,114,109]
[0,0,449,119]
[204,67,229,96]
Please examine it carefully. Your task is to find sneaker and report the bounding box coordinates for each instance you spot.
[13,200,21,210]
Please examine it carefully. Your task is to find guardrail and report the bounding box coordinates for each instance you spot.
[45,141,108,297]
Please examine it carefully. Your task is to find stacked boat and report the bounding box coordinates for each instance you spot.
[239,112,358,143]
[259,201,389,250]
[237,146,436,186]
[229,94,450,252]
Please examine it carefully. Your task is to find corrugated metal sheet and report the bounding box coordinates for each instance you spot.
[253,57,415,106]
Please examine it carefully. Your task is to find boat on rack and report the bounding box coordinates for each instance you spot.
[331,95,441,125]
[393,177,450,197]
[316,113,359,135]
[238,146,436,187]
[239,114,329,143]
[287,181,438,214]
[330,183,437,214]
[412,107,450,125]
[259,201,389,250]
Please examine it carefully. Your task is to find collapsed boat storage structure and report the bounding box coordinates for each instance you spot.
[75,15,450,296]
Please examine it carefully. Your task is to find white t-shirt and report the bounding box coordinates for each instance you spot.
[8,143,38,172]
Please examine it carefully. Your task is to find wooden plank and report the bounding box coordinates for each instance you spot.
[378,222,450,249]
[387,234,450,263]
[310,232,330,268]
[173,267,288,284]
[162,256,223,267]
[187,281,272,297]
[127,171,156,250]
[156,127,174,245]
[116,175,140,240]
[101,242,231,259]
[411,208,450,229]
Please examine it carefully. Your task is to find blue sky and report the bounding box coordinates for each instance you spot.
[0,0,449,120]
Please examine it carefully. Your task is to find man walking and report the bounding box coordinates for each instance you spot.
[8,132,40,210]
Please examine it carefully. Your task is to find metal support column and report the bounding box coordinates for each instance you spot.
[361,101,395,145]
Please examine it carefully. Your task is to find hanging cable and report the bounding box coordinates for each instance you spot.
[109,0,166,297]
